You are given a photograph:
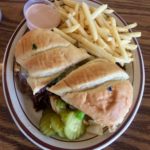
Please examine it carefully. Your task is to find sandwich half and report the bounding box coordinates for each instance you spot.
[62,80,133,128]
[15,29,70,65]
[27,73,60,95]
[21,45,90,77]
[48,59,129,96]
[48,59,133,129]
[15,29,91,94]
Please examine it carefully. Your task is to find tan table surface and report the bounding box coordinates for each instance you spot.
[0,0,150,150]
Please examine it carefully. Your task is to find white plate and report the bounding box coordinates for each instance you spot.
[2,0,145,149]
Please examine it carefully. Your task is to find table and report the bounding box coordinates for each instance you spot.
[0,0,150,150]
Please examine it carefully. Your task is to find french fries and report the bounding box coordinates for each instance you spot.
[96,23,113,42]
[82,2,98,41]
[97,36,112,53]
[63,5,75,13]
[53,28,76,44]
[57,6,68,18]
[110,17,128,59]
[68,14,89,38]
[91,4,108,19]
[53,0,141,65]
[71,33,115,63]
[61,24,80,33]
[63,0,76,7]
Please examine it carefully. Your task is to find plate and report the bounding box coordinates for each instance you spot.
[2,0,145,149]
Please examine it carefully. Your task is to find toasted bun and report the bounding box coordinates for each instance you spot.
[27,73,60,94]
[62,80,133,127]
[15,29,70,64]
[48,59,129,96]
[22,45,90,77]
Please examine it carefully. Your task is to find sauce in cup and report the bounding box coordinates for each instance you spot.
[25,3,61,30]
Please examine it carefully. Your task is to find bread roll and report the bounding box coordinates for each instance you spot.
[27,73,60,94]
[62,80,133,127]
[48,59,129,96]
[22,45,90,77]
[15,29,70,65]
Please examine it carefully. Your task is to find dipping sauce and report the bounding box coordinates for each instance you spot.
[25,3,61,30]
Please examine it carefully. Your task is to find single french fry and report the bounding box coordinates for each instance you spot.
[110,17,128,59]
[90,6,114,15]
[68,14,89,38]
[91,4,108,19]
[57,6,68,18]
[115,54,132,66]
[75,3,80,20]
[101,27,111,35]
[119,34,132,40]
[90,6,96,12]
[61,24,80,33]
[115,56,133,64]
[124,23,137,29]
[104,9,114,14]
[108,38,116,51]
[117,27,128,32]
[97,36,113,54]
[95,17,104,28]
[125,44,138,50]
[58,6,76,19]
[115,48,121,54]
[121,40,131,45]
[96,23,112,41]
[75,3,80,13]
[63,5,75,13]
[63,0,76,8]
[97,38,105,48]
[82,2,98,41]
[71,33,116,63]
[117,23,137,33]
[66,19,72,27]
[84,20,88,26]
[120,32,141,39]
[114,50,121,57]
[53,28,76,44]
[96,14,110,29]
[79,9,85,28]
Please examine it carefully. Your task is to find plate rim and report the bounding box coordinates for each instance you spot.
[2,0,145,150]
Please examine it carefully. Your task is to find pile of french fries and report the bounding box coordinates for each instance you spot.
[53,0,141,65]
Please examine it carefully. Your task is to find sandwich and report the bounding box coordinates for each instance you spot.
[15,29,133,139]
[21,45,90,77]
[27,74,59,95]
[48,59,133,129]
[15,29,90,94]
[48,59,129,96]
[15,29,70,65]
